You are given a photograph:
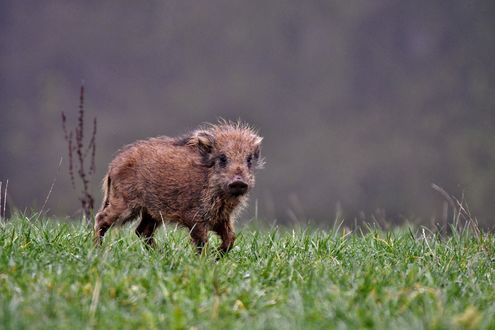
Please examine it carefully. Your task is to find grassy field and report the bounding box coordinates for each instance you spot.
[0,216,494,329]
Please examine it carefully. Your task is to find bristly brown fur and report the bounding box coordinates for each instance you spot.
[94,120,264,254]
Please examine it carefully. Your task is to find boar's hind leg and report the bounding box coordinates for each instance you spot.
[135,211,159,247]
[188,223,208,255]
[94,200,134,245]
[213,221,236,255]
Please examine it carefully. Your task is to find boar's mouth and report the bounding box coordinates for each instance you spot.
[228,180,249,196]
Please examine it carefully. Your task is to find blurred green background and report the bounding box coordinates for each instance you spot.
[1,1,494,227]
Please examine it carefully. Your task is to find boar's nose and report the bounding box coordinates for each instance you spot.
[228,176,248,196]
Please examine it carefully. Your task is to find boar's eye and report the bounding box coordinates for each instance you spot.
[246,154,253,168]
[218,154,228,167]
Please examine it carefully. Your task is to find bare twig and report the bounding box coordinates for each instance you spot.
[3,179,8,220]
[431,184,456,210]
[62,113,76,188]
[0,181,2,221]
[82,117,97,177]
[431,183,479,236]
[61,83,97,223]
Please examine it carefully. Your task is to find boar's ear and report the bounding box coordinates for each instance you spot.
[187,130,215,155]
[253,136,263,157]
[253,136,265,169]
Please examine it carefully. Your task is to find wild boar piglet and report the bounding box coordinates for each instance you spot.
[94,120,264,254]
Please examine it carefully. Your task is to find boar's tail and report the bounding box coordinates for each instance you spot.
[101,174,111,209]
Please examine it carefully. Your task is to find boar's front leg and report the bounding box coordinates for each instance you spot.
[188,222,208,255]
[213,220,236,255]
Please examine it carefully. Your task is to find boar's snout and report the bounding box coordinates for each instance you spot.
[228,176,248,196]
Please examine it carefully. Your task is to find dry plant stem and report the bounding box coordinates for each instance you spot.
[431,183,456,231]
[431,184,456,209]
[61,113,75,188]
[35,158,63,222]
[61,83,97,223]
[0,181,2,221]
[431,183,479,235]
[3,179,8,220]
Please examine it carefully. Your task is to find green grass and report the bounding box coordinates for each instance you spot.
[1,216,494,330]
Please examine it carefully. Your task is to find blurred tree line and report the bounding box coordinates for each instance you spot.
[0,1,494,227]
